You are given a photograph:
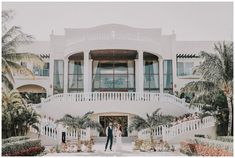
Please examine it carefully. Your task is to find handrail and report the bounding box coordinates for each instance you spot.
[30,118,90,142]
[137,116,216,141]
[41,92,186,106]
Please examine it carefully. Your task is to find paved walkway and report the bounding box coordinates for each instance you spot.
[45,143,185,156]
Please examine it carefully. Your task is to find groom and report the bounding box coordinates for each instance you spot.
[104,122,113,151]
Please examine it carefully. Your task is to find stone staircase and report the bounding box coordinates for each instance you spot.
[93,136,135,144]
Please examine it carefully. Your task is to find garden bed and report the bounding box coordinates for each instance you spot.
[180,137,233,156]
[2,138,44,156]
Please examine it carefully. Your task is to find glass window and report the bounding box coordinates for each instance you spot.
[92,60,135,91]
[114,62,128,74]
[128,75,135,88]
[99,62,113,74]
[53,60,64,94]
[114,75,127,88]
[163,60,173,92]
[33,63,49,76]
[144,60,159,92]
[100,75,113,89]
[177,62,194,76]
[68,60,84,92]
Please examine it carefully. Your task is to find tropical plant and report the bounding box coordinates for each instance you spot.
[2,10,44,90]
[2,139,44,156]
[129,108,173,151]
[2,90,40,138]
[56,111,102,152]
[181,42,233,136]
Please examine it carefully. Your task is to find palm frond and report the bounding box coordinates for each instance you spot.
[152,108,161,116]
[2,32,33,51]
[81,111,94,120]
[5,60,34,77]
[2,74,13,90]
[128,115,148,132]
[31,124,39,132]
[3,53,44,68]
[2,58,15,83]
[181,81,218,93]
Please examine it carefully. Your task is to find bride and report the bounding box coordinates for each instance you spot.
[115,124,122,152]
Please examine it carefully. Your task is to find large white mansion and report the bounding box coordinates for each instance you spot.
[15,24,217,141]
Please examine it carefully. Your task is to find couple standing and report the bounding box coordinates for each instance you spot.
[104,122,122,152]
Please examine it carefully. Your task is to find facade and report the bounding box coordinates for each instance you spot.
[15,24,217,138]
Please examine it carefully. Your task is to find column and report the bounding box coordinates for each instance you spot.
[137,50,144,93]
[135,59,139,92]
[64,58,68,93]
[84,50,91,92]
[159,58,164,93]
[48,57,54,96]
[88,59,93,92]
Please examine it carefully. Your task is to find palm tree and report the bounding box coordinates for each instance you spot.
[2,10,44,90]
[2,90,40,138]
[129,108,173,151]
[181,42,233,136]
[56,111,102,152]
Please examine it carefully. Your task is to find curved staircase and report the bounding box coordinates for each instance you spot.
[138,116,216,144]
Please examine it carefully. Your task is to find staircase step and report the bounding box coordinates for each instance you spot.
[93,137,135,143]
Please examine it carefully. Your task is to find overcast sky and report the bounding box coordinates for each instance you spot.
[2,2,233,41]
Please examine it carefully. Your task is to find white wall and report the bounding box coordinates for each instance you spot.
[14,24,220,97]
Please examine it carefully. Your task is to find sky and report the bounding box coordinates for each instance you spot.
[2,2,233,41]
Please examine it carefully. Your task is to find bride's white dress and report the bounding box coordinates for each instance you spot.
[115,130,122,152]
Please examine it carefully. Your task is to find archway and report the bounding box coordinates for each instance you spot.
[17,84,47,104]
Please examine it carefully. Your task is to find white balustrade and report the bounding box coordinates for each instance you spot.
[30,117,91,142]
[137,116,216,141]
[41,92,182,106]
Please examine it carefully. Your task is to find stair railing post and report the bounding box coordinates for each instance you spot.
[162,126,167,142]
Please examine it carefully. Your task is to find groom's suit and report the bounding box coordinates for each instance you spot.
[105,126,113,150]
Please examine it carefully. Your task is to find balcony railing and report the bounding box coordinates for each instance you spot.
[42,92,186,107]
[138,116,215,141]
[30,118,90,142]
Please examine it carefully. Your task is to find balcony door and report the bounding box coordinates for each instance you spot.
[92,60,135,92]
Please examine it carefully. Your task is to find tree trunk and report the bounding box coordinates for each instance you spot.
[226,95,233,136]
[77,128,82,152]
[150,130,156,151]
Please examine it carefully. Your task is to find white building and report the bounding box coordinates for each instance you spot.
[16,24,217,139]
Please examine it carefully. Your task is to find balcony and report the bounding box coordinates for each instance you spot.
[36,92,199,120]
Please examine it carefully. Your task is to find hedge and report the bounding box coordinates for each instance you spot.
[195,138,233,152]
[2,139,44,156]
[2,136,30,144]
[216,136,233,143]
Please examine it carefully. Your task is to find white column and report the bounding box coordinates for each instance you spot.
[64,58,68,93]
[84,50,91,92]
[135,59,139,92]
[137,50,144,93]
[159,58,164,93]
[88,59,93,92]
[48,58,54,96]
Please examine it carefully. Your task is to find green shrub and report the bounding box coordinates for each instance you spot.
[2,139,44,156]
[194,138,233,152]
[216,136,233,142]
[2,136,30,144]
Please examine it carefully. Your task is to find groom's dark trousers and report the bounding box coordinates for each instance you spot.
[105,127,113,150]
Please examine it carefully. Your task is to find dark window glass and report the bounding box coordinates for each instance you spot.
[144,60,159,92]
[53,60,64,94]
[68,60,84,92]
[92,60,135,91]
[163,60,173,93]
